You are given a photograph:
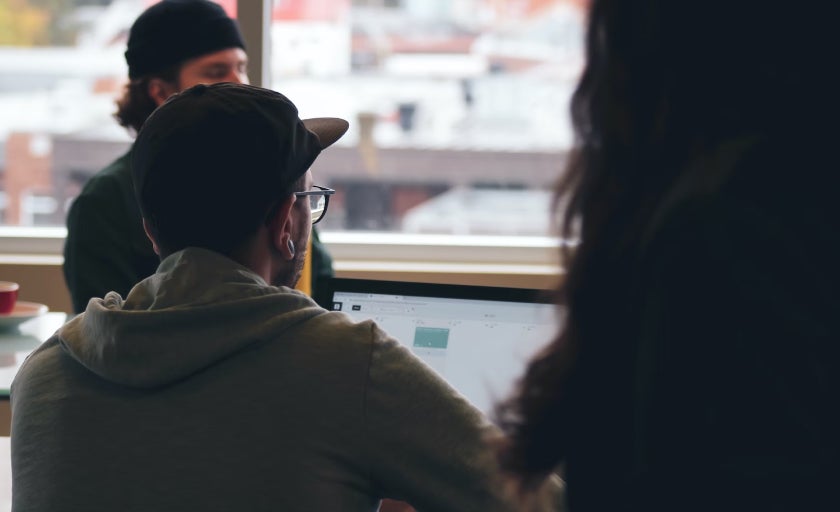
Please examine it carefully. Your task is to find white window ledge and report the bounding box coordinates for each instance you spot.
[0,227,568,278]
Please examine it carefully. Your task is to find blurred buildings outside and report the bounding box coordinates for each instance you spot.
[0,0,584,235]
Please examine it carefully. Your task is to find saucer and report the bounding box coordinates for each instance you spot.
[0,301,49,329]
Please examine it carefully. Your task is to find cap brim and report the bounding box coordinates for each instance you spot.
[303,117,349,150]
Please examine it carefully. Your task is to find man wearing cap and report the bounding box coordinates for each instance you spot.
[13,82,515,512]
[63,0,335,314]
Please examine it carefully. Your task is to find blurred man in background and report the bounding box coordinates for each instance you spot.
[63,0,335,314]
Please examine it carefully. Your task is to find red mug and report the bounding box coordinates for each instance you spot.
[0,281,19,314]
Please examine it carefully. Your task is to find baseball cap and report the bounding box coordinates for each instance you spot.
[131,82,348,252]
[125,0,246,79]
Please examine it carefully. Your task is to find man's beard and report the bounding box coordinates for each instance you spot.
[271,239,307,288]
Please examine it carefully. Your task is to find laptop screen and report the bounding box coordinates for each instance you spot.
[328,278,559,416]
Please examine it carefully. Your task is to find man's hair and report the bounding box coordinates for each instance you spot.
[142,173,306,259]
[114,65,180,134]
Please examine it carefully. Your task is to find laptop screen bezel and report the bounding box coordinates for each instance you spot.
[326,277,555,306]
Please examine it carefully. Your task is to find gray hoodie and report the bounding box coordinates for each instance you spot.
[11,248,513,512]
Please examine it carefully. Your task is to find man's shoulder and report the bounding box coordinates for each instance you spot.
[298,311,385,350]
[312,313,461,400]
[77,152,133,197]
[288,310,420,371]
[10,336,63,400]
[67,152,137,224]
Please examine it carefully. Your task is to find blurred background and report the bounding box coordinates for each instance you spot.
[0,0,584,236]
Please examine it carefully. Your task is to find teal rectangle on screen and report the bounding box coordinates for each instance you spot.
[413,327,450,349]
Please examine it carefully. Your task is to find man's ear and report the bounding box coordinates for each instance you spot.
[266,196,297,261]
[142,218,161,256]
[147,78,177,107]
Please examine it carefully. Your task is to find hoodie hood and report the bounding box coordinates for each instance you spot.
[57,248,324,389]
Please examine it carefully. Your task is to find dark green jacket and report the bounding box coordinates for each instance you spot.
[63,151,334,314]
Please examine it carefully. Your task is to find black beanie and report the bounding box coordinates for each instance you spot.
[125,0,246,80]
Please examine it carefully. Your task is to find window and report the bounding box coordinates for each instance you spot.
[274,0,583,236]
[0,0,582,267]
[0,0,142,228]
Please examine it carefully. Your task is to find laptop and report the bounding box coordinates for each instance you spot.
[327,278,559,416]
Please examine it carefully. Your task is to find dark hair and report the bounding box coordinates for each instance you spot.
[144,173,308,260]
[114,65,180,134]
[496,0,824,488]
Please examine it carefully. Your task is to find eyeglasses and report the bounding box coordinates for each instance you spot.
[294,185,335,224]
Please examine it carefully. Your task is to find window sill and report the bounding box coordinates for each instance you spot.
[0,227,566,287]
